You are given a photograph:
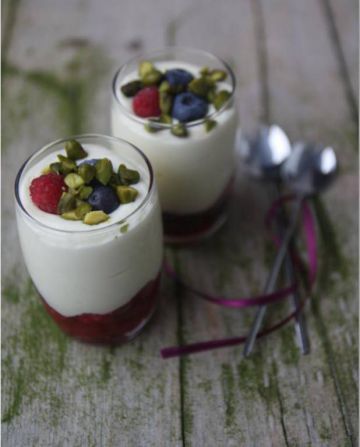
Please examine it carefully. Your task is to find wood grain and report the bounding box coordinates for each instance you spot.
[2,0,358,446]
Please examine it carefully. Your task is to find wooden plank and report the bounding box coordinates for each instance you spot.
[321,0,358,112]
[1,0,197,445]
[169,0,358,446]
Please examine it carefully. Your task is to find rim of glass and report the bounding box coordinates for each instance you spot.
[112,46,237,129]
[15,133,155,234]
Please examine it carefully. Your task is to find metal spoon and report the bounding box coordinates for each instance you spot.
[240,125,310,355]
[243,141,338,357]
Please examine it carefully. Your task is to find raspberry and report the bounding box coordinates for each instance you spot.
[133,87,161,118]
[30,173,67,214]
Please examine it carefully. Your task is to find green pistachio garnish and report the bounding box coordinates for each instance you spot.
[62,202,92,221]
[120,80,143,97]
[41,165,52,174]
[57,155,77,174]
[144,121,161,133]
[61,210,82,221]
[171,123,188,138]
[139,61,155,78]
[74,201,92,219]
[118,164,140,185]
[188,77,212,97]
[83,210,109,225]
[64,173,84,190]
[78,163,96,184]
[160,114,172,124]
[116,186,138,203]
[207,89,216,103]
[49,162,62,175]
[209,69,227,82]
[57,192,77,214]
[159,91,172,115]
[142,70,163,86]
[120,223,129,233]
[65,139,88,160]
[213,90,231,110]
[159,80,171,93]
[205,119,217,133]
[95,158,113,185]
[78,185,93,200]
[109,173,124,188]
[200,66,210,76]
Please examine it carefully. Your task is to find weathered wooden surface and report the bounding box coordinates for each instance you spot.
[2,0,358,446]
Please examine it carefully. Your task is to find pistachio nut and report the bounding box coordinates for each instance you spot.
[213,90,231,110]
[95,158,113,185]
[83,210,109,225]
[171,123,188,138]
[116,185,139,203]
[120,80,143,97]
[65,139,88,160]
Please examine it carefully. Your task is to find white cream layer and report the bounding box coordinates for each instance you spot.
[111,61,238,214]
[16,143,163,316]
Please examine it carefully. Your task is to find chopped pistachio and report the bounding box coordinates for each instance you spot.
[95,158,113,185]
[213,90,231,110]
[116,186,138,203]
[120,223,129,234]
[142,69,163,86]
[83,210,109,225]
[188,77,211,97]
[159,91,172,115]
[64,173,84,190]
[57,192,77,214]
[109,173,124,188]
[200,66,210,76]
[65,139,87,160]
[41,165,52,175]
[209,69,227,82]
[171,123,188,138]
[159,114,172,124]
[49,162,62,175]
[74,201,92,219]
[139,60,155,78]
[78,185,93,200]
[205,119,217,133]
[120,80,143,97]
[118,164,140,185]
[159,80,171,93]
[207,89,216,103]
[78,163,96,184]
[57,155,77,174]
[61,210,82,220]
[144,121,161,133]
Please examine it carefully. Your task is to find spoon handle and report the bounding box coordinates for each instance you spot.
[243,196,303,357]
[285,238,310,354]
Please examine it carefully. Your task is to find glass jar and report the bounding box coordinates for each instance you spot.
[15,134,163,344]
[111,47,238,243]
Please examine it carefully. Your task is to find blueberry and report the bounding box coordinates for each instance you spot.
[172,92,208,122]
[78,158,99,167]
[88,186,119,214]
[165,69,193,87]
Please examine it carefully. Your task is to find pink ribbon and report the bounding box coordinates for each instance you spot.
[161,197,317,359]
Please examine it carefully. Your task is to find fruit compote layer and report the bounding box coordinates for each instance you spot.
[42,272,161,344]
[163,178,233,242]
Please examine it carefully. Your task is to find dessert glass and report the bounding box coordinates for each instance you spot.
[15,134,163,344]
[111,47,238,243]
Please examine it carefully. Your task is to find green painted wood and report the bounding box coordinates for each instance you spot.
[2,0,358,446]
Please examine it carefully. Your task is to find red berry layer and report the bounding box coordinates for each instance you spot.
[41,272,161,344]
[162,180,233,242]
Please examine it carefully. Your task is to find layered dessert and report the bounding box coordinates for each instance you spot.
[15,135,163,344]
[111,48,238,242]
